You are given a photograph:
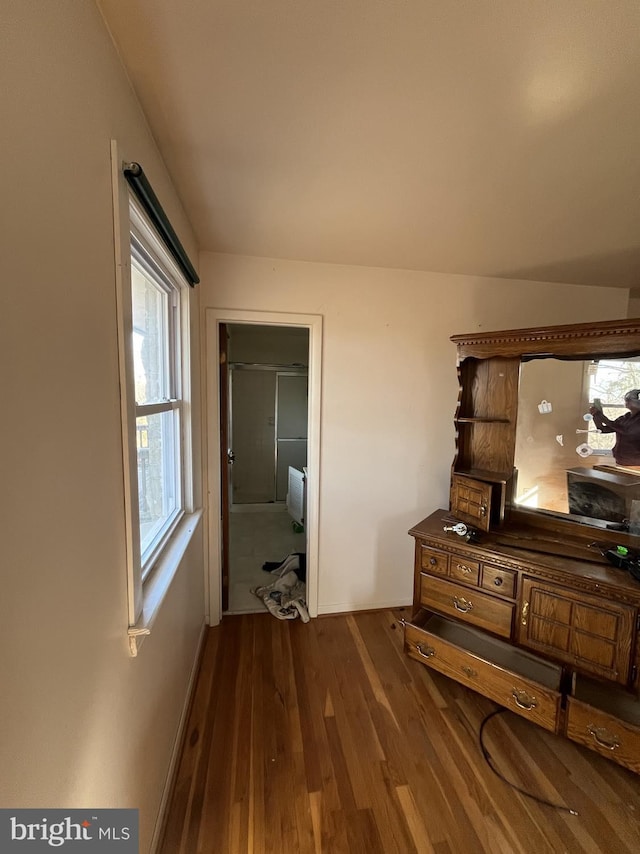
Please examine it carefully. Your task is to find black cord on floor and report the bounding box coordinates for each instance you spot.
[478,708,579,816]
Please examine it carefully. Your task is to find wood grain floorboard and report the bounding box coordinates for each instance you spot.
[160,609,640,853]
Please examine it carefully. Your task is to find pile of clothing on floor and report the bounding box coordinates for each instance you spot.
[251,552,309,622]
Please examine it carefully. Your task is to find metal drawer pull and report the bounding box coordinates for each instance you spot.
[462,665,477,678]
[479,504,487,516]
[521,601,529,626]
[416,643,435,658]
[587,725,620,751]
[456,563,474,574]
[511,688,537,711]
[453,596,473,612]
[493,577,503,586]
[429,557,438,566]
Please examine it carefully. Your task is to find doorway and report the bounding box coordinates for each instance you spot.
[226,326,308,612]
[205,309,322,625]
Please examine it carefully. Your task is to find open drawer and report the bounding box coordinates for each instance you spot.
[404,612,562,732]
[566,676,640,773]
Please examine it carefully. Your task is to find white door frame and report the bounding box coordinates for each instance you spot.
[205,308,322,625]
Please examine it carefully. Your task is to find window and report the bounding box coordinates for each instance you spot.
[117,193,194,640]
[587,358,640,454]
[110,141,201,654]
[130,231,183,576]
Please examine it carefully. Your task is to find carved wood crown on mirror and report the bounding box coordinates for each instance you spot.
[450,317,640,359]
[449,317,640,551]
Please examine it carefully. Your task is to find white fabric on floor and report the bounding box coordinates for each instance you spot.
[251,568,310,622]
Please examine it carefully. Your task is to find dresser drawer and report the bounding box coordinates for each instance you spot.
[404,614,562,732]
[420,573,514,638]
[419,544,449,576]
[481,563,516,599]
[565,677,640,773]
[449,555,481,585]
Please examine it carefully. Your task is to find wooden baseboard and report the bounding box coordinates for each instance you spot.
[318,600,412,617]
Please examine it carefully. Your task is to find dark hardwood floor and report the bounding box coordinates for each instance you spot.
[160,609,640,853]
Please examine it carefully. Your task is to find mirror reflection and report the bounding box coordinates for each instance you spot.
[514,356,640,532]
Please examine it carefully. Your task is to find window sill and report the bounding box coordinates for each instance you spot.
[128,508,203,656]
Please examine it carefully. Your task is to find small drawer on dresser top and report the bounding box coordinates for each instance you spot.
[481,564,516,599]
[449,555,481,585]
[419,544,448,576]
[565,677,640,773]
[404,614,562,732]
[420,574,514,638]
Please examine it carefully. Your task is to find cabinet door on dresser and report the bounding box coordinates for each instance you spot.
[517,576,636,685]
[450,475,492,532]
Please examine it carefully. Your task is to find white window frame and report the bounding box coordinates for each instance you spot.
[111,141,198,655]
[130,216,185,577]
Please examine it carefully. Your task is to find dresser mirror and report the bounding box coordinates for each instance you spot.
[514,355,640,534]
[450,318,640,547]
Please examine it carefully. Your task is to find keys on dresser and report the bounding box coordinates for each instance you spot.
[443,522,469,536]
[443,521,480,542]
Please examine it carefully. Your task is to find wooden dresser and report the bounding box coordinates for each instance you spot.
[404,318,640,774]
[404,510,640,771]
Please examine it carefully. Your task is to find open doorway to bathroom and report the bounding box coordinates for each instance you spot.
[205,308,322,625]
[224,323,309,613]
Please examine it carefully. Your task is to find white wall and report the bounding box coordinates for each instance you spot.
[200,253,628,612]
[1,3,204,851]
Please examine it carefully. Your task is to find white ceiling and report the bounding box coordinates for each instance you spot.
[98,0,640,288]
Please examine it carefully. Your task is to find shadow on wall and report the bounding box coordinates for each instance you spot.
[497,245,640,290]
[373,510,425,610]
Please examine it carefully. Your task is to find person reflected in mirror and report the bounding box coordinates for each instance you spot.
[589,390,640,466]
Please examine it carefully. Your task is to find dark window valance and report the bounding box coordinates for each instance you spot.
[123,162,199,286]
